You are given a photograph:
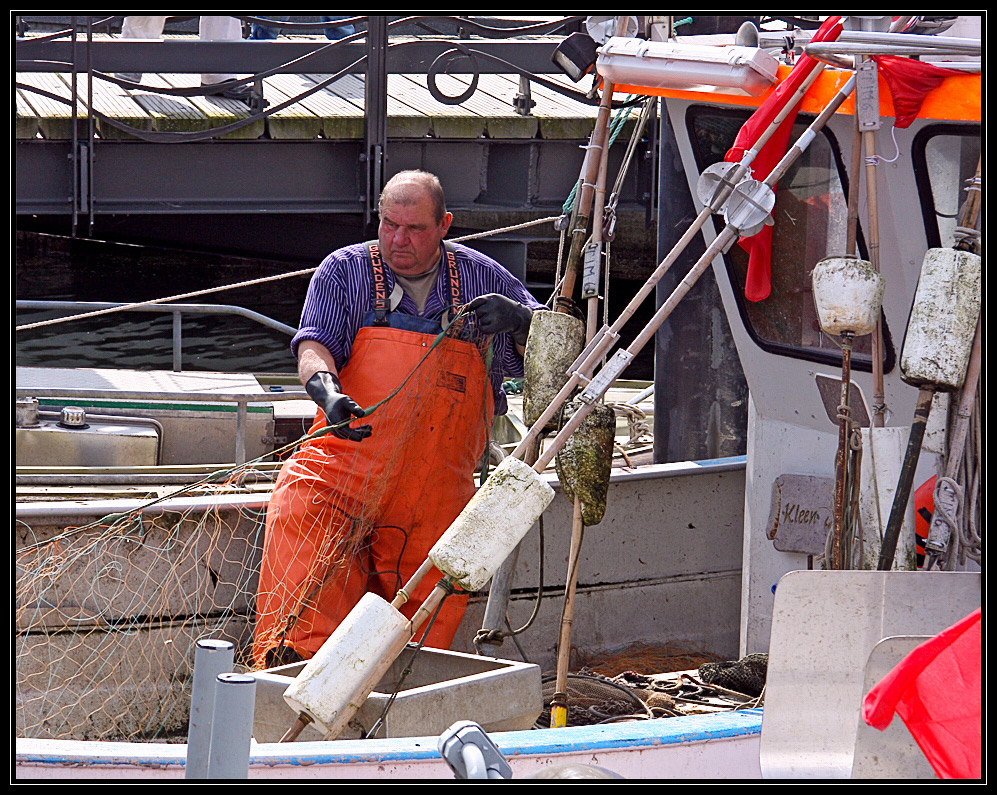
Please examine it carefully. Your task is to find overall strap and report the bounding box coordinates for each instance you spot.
[368,240,463,325]
[365,241,391,326]
[442,240,463,319]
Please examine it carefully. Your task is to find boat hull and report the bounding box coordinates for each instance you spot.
[15,710,763,780]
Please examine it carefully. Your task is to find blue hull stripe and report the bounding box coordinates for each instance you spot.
[18,710,762,769]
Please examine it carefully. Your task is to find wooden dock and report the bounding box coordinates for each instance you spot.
[15,39,616,142]
[15,32,652,264]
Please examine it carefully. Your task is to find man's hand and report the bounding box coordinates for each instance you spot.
[304,371,372,442]
[467,294,534,346]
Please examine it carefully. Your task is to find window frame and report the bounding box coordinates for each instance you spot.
[911,123,982,251]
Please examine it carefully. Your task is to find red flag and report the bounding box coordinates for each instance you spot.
[873,56,967,128]
[723,16,843,302]
[862,607,982,779]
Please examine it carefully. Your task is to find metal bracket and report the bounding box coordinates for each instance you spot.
[724,178,775,237]
[513,74,536,116]
[696,161,745,213]
[855,58,881,131]
[581,240,602,298]
[579,349,633,404]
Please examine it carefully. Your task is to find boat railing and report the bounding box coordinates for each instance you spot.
[15,381,309,466]
[16,299,298,373]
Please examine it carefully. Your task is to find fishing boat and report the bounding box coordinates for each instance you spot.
[15,14,981,780]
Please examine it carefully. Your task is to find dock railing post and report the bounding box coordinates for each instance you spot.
[364,15,389,232]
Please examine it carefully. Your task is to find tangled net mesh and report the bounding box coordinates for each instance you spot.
[15,314,496,743]
[16,491,266,742]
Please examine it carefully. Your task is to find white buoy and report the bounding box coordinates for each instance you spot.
[900,247,981,391]
[857,427,917,571]
[811,256,884,337]
[282,592,411,739]
[429,455,555,591]
[878,246,981,570]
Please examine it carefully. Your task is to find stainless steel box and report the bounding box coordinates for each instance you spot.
[16,418,160,468]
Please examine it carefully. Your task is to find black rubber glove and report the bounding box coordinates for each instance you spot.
[304,371,372,442]
[466,293,534,346]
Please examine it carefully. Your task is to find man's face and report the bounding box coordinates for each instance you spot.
[378,195,452,277]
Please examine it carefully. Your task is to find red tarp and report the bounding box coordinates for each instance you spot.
[873,56,968,128]
[862,607,982,779]
[723,16,843,302]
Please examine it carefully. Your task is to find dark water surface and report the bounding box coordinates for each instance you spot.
[15,232,310,374]
[15,229,658,381]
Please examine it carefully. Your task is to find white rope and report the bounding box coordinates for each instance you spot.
[863,124,901,165]
[17,216,562,333]
[16,265,321,332]
[450,215,560,243]
[548,226,568,309]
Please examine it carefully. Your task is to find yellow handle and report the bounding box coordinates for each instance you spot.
[550,705,567,729]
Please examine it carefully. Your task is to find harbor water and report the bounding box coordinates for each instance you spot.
[16,231,326,375]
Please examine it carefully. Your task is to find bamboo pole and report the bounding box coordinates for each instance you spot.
[522,73,858,475]
[551,82,616,727]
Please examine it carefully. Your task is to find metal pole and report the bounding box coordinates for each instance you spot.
[205,673,257,780]
[172,310,182,371]
[364,15,388,231]
[70,16,79,238]
[235,400,247,465]
[186,638,235,779]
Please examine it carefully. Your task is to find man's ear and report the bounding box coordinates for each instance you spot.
[440,211,453,237]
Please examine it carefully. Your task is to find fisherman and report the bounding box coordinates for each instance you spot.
[253,170,545,668]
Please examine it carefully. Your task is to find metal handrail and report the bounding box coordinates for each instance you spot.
[16,299,297,372]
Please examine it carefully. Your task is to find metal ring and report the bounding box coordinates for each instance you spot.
[427,47,479,105]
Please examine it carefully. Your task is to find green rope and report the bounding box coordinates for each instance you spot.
[562,97,638,215]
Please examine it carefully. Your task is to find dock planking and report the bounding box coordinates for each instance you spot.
[16,64,600,143]
[400,72,538,139]
[17,72,90,140]
[144,73,265,139]
[16,89,40,139]
[75,72,157,139]
[259,74,328,140]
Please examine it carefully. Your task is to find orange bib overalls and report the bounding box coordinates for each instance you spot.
[253,244,493,666]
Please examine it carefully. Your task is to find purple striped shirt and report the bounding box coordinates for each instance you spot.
[292,241,545,415]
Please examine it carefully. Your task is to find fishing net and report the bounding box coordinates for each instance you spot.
[698,652,768,698]
[535,673,652,728]
[15,313,497,742]
[15,487,267,742]
[531,642,741,729]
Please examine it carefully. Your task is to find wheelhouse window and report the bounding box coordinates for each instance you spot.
[914,127,981,250]
[686,107,888,371]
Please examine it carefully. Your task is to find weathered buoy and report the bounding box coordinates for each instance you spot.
[282,592,412,739]
[555,400,616,527]
[811,256,884,337]
[429,455,555,591]
[523,310,585,431]
[900,247,981,391]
